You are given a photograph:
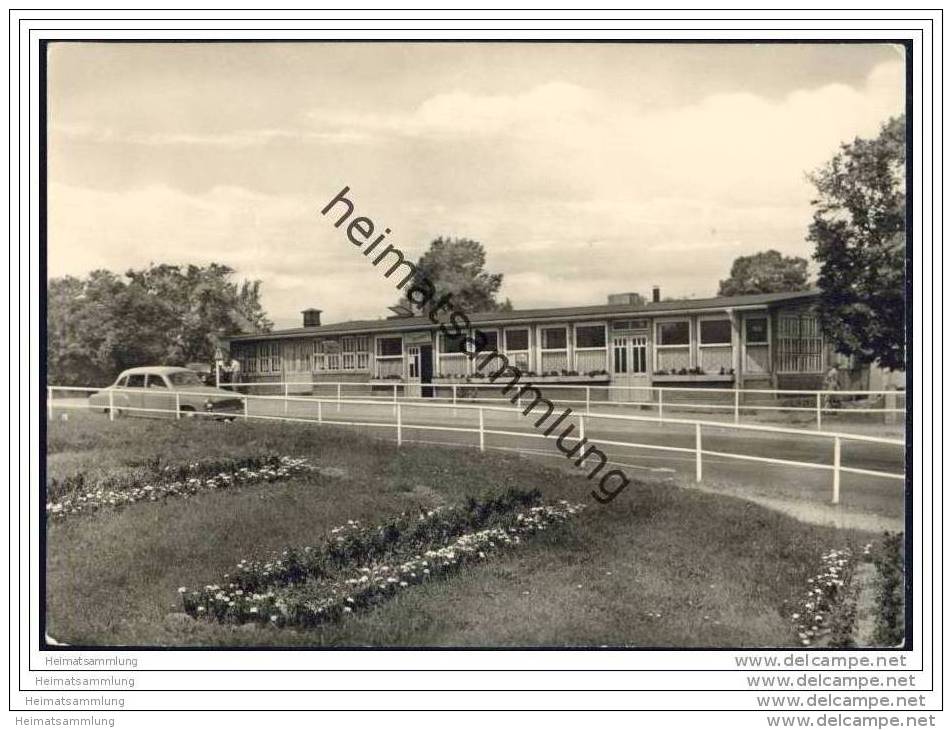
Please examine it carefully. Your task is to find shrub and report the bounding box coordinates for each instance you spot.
[872,532,905,646]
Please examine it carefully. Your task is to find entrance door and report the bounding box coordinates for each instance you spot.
[419,345,434,398]
[406,345,422,398]
[611,335,651,402]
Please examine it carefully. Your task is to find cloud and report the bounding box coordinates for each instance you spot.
[48,60,905,327]
[54,124,371,148]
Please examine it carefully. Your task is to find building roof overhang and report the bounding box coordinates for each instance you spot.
[227,290,818,343]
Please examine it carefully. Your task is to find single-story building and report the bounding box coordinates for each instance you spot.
[225,287,895,400]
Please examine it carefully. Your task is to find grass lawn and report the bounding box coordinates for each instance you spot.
[45,413,876,648]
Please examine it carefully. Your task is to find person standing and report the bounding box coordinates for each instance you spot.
[228,356,241,392]
[823,363,841,412]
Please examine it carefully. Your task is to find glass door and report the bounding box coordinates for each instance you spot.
[406,345,421,397]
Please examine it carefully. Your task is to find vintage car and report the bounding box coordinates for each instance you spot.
[88,366,245,420]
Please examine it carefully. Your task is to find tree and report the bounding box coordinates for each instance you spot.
[717,250,810,297]
[398,237,512,314]
[47,263,272,386]
[808,116,906,371]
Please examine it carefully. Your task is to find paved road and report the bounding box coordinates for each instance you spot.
[244,396,905,517]
[50,394,907,520]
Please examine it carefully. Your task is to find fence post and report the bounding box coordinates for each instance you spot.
[243,397,249,421]
[658,389,664,423]
[396,403,402,446]
[586,386,591,414]
[577,415,586,468]
[108,389,115,422]
[478,407,485,452]
[47,387,52,420]
[816,392,822,430]
[175,393,181,420]
[695,422,702,482]
[317,400,322,424]
[832,436,841,504]
[284,383,289,415]
[734,388,740,424]
[452,384,457,406]
[337,383,342,413]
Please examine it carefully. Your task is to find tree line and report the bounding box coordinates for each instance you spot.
[47,116,906,386]
[47,264,272,386]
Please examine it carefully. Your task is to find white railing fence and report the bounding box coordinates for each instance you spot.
[217,379,905,430]
[47,385,905,506]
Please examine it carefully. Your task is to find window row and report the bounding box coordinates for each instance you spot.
[655,317,769,347]
[436,324,608,355]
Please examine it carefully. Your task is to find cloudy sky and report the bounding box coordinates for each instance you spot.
[47,42,905,329]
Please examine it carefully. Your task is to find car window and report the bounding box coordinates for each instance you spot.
[115,376,127,387]
[125,374,146,388]
[167,371,204,387]
[147,374,168,389]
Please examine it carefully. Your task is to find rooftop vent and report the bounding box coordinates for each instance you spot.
[387,305,415,319]
[607,292,646,306]
[302,308,322,327]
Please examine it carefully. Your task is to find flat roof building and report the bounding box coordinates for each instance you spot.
[225,288,872,400]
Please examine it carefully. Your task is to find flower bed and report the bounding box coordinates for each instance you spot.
[788,547,859,646]
[179,490,585,628]
[46,454,317,519]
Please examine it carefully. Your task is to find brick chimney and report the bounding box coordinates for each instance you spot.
[302,308,322,327]
[652,285,660,303]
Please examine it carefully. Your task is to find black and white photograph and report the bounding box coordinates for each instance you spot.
[41,39,910,652]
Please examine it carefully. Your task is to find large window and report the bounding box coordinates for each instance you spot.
[237,344,256,374]
[504,328,530,370]
[576,324,606,349]
[575,324,608,373]
[541,327,567,350]
[335,336,370,371]
[505,329,529,351]
[745,318,769,344]
[374,336,403,378]
[699,319,732,345]
[777,314,823,373]
[313,340,324,371]
[256,343,280,373]
[540,326,568,374]
[657,321,690,346]
[474,329,499,353]
[698,318,733,373]
[655,320,692,372]
[376,337,403,357]
[341,336,355,370]
[440,331,468,354]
